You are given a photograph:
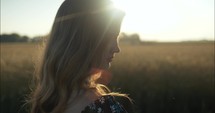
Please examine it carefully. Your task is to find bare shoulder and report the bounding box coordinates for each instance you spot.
[64,89,101,113]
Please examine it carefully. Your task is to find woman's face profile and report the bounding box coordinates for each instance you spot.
[101,25,121,69]
[103,36,120,69]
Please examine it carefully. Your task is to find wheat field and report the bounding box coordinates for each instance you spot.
[1,42,214,113]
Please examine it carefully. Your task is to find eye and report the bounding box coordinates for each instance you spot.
[105,30,120,42]
[110,35,118,42]
[112,33,119,39]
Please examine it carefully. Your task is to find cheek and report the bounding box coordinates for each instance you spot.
[109,40,118,52]
[107,43,115,55]
[102,38,119,58]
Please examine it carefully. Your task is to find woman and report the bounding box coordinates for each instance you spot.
[29,0,133,113]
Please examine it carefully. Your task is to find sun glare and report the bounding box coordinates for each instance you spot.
[112,0,181,35]
[114,0,179,33]
[112,0,214,41]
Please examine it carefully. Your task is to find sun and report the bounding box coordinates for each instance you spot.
[112,0,144,33]
[112,0,182,41]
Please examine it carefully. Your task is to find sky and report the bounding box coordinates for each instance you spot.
[1,0,214,42]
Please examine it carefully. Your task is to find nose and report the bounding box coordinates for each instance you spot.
[113,44,120,53]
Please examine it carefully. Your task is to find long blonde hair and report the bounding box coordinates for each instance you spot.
[29,0,126,113]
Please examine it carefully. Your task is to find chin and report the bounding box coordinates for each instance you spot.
[107,63,111,68]
[102,62,111,70]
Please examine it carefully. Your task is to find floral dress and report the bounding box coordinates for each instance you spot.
[81,95,129,113]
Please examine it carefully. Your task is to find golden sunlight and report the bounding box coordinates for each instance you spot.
[113,0,181,33]
[112,0,214,41]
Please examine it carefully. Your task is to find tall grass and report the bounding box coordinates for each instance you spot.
[0,42,214,113]
[111,43,214,113]
[1,43,38,113]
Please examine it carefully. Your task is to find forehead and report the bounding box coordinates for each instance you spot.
[106,19,122,34]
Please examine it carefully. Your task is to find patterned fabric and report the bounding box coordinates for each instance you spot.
[81,95,128,113]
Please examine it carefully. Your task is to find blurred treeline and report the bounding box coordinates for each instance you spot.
[0,32,142,43]
[0,33,44,43]
[1,32,213,44]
